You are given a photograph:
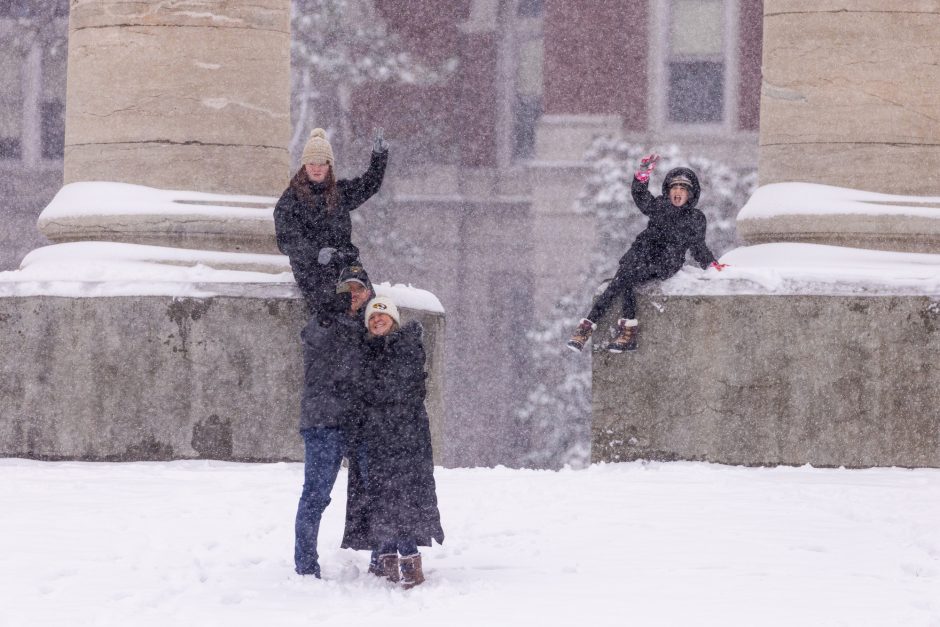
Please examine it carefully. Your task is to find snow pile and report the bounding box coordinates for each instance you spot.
[0,460,937,626]
[39,182,276,222]
[0,241,444,312]
[739,182,940,220]
[0,241,294,298]
[661,243,940,296]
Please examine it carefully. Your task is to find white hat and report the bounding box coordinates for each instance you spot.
[364,296,401,329]
[301,128,335,166]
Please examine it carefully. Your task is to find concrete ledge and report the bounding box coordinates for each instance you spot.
[592,291,940,467]
[0,292,445,463]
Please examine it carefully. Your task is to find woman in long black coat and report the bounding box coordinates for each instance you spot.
[274,127,388,317]
[345,296,444,589]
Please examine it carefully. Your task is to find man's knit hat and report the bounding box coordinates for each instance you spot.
[364,296,401,329]
[301,128,335,166]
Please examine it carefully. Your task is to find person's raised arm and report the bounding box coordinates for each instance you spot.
[343,127,389,210]
[630,153,659,216]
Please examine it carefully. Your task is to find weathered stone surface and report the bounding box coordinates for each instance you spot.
[38,209,280,254]
[751,4,940,251]
[592,291,940,468]
[0,291,446,464]
[737,212,940,253]
[64,0,291,197]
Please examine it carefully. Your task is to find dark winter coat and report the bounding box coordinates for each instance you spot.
[341,321,444,550]
[625,167,717,277]
[298,309,369,432]
[274,150,388,314]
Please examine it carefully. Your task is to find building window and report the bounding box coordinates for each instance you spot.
[650,0,737,131]
[511,31,543,161]
[517,0,543,18]
[668,60,723,123]
[0,137,21,160]
[666,0,725,124]
[0,48,22,161]
[0,0,67,17]
[513,95,542,160]
[41,100,64,159]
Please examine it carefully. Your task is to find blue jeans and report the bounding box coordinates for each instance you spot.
[377,538,419,557]
[294,427,368,576]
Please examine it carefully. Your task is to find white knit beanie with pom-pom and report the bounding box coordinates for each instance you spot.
[301,128,335,166]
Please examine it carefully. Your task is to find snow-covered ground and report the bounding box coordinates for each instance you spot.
[1,460,938,627]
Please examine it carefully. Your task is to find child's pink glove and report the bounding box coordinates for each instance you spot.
[710,261,729,271]
[634,153,660,183]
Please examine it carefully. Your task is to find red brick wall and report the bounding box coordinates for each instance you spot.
[737,0,763,131]
[355,2,498,166]
[543,0,648,129]
[374,1,468,64]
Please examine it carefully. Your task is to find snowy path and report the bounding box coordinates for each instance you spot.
[1,460,938,626]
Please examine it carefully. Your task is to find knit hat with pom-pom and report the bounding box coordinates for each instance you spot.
[301,128,335,166]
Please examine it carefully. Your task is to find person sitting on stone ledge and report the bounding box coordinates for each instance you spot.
[274,126,388,319]
[567,154,728,354]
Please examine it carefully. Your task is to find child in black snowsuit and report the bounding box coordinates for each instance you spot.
[567,154,727,353]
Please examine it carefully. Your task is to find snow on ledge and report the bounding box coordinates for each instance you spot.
[0,242,446,313]
[738,183,940,220]
[659,243,940,296]
[39,181,277,221]
[373,282,444,314]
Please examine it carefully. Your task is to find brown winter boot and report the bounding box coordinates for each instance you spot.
[566,318,597,352]
[399,553,425,589]
[607,318,639,353]
[376,553,400,583]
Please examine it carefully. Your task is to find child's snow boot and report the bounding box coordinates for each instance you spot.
[399,553,425,589]
[607,318,639,353]
[377,553,400,583]
[566,318,597,352]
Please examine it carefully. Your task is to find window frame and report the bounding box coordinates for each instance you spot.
[647,0,740,135]
[0,15,67,168]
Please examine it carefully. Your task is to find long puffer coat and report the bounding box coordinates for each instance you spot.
[274,150,387,314]
[341,321,444,551]
[625,167,717,277]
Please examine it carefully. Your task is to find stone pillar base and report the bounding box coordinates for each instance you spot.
[0,291,445,463]
[592,291,940,468]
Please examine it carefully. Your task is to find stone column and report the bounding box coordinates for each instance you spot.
[739,1,940,252]
[63,0,291,197]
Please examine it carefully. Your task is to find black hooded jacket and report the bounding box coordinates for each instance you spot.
[341,321,444,550]
[626,167,717,277]
[297,308,369,433]
[274,150,388,313]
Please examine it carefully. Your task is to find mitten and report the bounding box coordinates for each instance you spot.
[634,153,660,183]
[317,247,336,266]
[372,127,389,153]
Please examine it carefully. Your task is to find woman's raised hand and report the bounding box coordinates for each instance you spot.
[373,127,389,153]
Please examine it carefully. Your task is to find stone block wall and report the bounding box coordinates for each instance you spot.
[592,291,940,467]
[0,290,445,463]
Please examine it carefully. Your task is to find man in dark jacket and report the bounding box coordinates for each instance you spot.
[567,154,728,353]
[293,264,373,578]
